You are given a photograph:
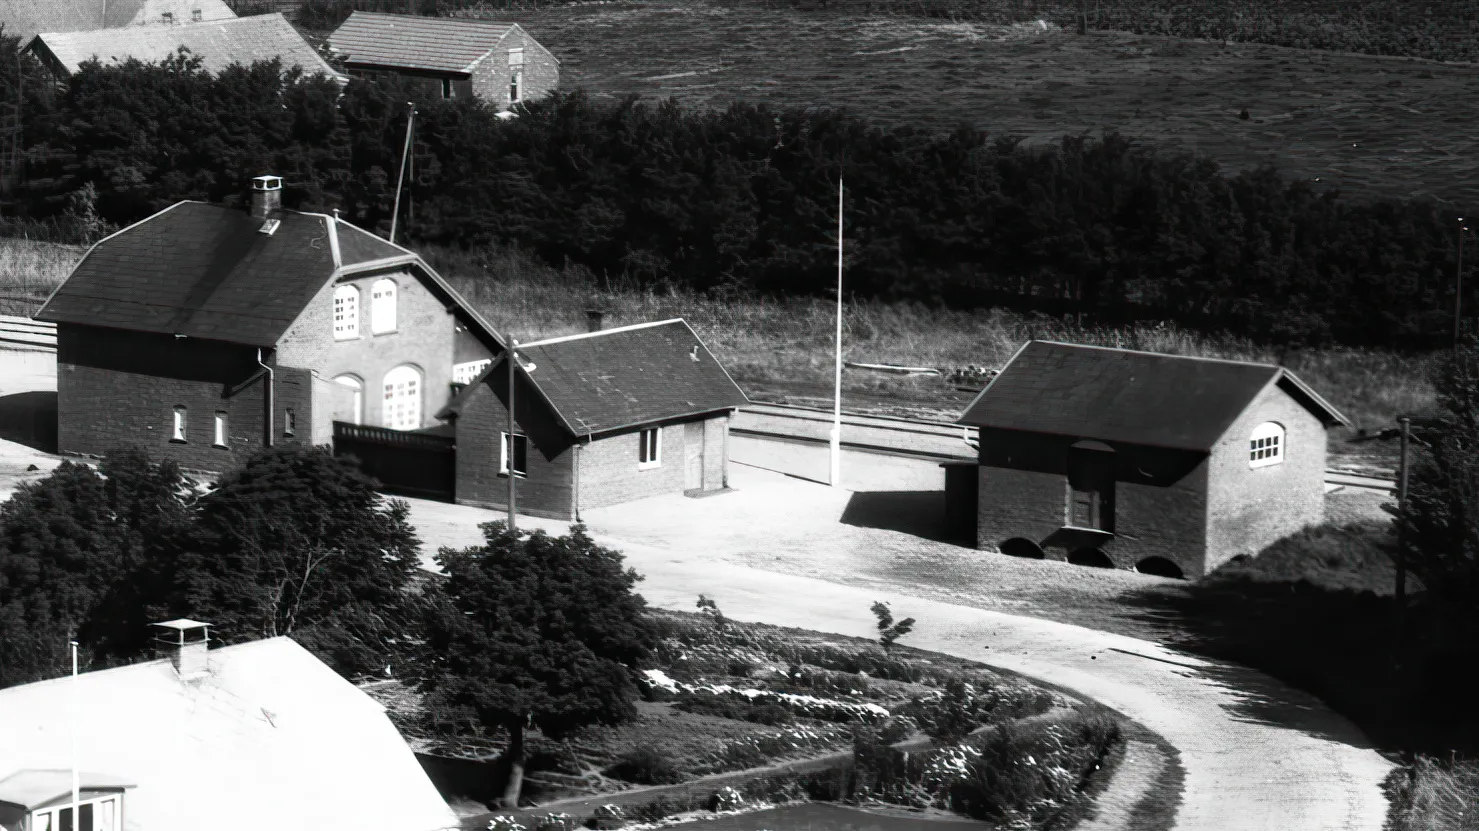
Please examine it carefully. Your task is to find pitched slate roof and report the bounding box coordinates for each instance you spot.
[36,200,505,352]
[327,12,516,74]
[31,13,342,79]
[0,637,458,831]
[3,0,235,44]
[958,341,1348,451]
[440,319,749,436]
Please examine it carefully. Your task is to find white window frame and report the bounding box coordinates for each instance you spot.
[370,278,397,335]
[509,69,523,104]
[31,794,122,831]
[172,406,187,442]
[1249,421,1286,468]
[500,431,528,478]
[638,427,661,469]
[382,365,422,430]
[213,412,227,448]
[283,408,296,437]
[333,284,360,340]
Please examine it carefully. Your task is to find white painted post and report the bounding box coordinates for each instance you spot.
[831,178,844,488]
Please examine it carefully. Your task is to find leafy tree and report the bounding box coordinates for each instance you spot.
[0,450,194,687]
[420,522,656,807]
[174,446,422,678]
[871,601,915,653]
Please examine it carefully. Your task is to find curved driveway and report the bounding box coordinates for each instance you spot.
[406,467,1395,831]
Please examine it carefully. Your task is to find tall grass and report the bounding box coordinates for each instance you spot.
[1384,755,1479,831]
[425,243,1437,430]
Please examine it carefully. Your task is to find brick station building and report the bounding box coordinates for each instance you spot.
[437,318,748,519]
[327,12,559,110]
[954,341,1349,578]
[36,175,504,471]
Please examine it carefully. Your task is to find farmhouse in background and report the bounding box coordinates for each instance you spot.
[327,12,558,109]
[35,174,504,472]
[0,620,458,831]
[1,0,236,45]
[953,341,1349,578]
[26,13,344,81]
[437,317,748,519]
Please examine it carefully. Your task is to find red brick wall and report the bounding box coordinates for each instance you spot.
[56,325,313,471]
[1203,380,1328,573]
[975,426,1210,575]
[451,367,576,520]
[467,27,559,109]
[277,267,457,432]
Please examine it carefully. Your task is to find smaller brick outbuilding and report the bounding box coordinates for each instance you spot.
[437,319,749,520]
[327,12,558,110]
[955,341,1349,578]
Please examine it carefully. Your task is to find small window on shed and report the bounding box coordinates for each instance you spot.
[213,412,227,447]
[638,427,661,469]
[441,78,454,99]
[171,406,187,442]
[1249,422,1285,468]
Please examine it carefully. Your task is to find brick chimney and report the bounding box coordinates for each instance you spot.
[151,619,212,679]
[585,309,606,333]
[250,175,282,219]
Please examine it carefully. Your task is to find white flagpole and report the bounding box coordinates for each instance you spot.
[831,178,843,488]
[71,639,79,826]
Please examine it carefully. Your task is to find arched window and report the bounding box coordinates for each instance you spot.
[333,285,359,340]
[334,374,363,425]
[1249,422,1285,468]
[382,365,421,430]
[370,278,397,334]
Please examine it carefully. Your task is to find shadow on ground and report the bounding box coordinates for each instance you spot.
[0,391,56,453]
[1115,522,1475,753]
[840,491,952,542]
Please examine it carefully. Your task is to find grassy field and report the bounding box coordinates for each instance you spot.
[438,0,1479,213]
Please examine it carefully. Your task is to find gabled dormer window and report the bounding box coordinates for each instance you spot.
[333,284,359,340]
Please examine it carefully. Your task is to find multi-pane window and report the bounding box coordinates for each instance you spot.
[333,285,359,340]
[30,795,121,831]
[370,278,397,334]
[213,412,227,447]
[382,365,421,430]
[1249,422,1285,468]
[172,406,187,442]
[501,432,528,477]
[453,359,492,386]
[638,427,661,468]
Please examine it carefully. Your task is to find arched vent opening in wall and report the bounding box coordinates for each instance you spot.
[1136,556,1184,579]
[999,538,1046,559]
[1069,548,1115,569]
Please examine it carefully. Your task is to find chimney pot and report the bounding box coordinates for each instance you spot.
[585,309,605,333]
[151,619,213,678]
[250,175,283,219]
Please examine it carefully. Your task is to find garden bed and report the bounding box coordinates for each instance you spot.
[363,608,1124,828]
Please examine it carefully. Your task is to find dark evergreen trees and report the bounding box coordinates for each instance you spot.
[419,523,656,807]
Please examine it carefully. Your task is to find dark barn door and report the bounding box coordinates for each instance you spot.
[333,422,456,502]
[1067,441,1115,532]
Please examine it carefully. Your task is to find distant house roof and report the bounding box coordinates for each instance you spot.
[957,341,1349,451]
[29,13,343,79]
[439,319,749,437]
[327,12,529,74]
[35,201,505,352]
[3,0,235,44]
[0,637,458,831]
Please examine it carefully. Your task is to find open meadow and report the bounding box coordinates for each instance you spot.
[444,0,1479,212]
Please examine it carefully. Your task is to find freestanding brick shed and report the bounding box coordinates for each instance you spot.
[956,341,1350,578]
[436,318,749,520]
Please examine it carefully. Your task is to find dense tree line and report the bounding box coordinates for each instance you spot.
[2,44,1474,349]
[0,448,423,687]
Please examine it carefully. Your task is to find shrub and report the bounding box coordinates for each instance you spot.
[605,745,686,786]
[1383,756,1479,831]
